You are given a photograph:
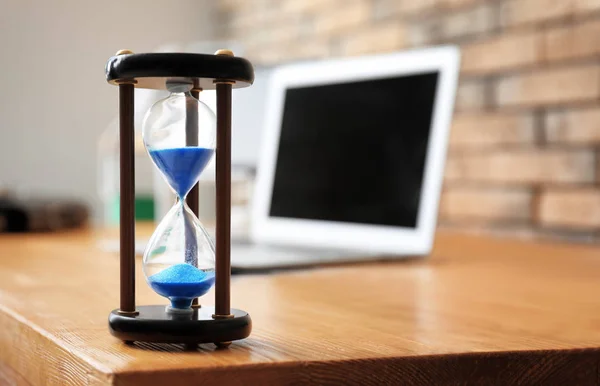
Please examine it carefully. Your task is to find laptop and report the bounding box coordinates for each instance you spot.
[230,46,460,269]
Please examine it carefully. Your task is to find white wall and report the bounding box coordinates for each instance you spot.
[0,0,216,219]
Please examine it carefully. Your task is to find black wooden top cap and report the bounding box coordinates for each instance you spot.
[105,52,254,90]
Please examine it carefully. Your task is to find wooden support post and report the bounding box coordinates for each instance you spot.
[214,81,233,318]
[118,81,137,315]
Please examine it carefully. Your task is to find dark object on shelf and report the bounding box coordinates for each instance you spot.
[0,196,88,232]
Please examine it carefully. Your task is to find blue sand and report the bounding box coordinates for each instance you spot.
[148,264,215,309]
[149,147,214,198]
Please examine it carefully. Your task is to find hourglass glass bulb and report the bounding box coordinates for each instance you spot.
[141,81,217,312]
[143,83,216,198]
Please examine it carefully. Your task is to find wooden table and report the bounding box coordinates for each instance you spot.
[1,229,600,385]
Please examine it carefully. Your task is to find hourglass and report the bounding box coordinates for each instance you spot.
[105,50,253,346]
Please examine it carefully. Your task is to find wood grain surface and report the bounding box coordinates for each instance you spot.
[1,228,600,385]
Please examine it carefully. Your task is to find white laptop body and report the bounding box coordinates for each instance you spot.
[231,46,460,269]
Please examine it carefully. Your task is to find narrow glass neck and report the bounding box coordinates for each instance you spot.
[166,80,193,94]
[169,91,192,98]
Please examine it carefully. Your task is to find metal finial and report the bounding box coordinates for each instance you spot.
[215,49,234,57]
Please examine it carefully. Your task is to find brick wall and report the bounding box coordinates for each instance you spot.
[217,0,600,242]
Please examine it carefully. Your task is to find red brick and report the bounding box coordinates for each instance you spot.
[438,223,537,239]
[546,107,600,144]
[285,39,330,61]
[462,31,543,74]
[281,0,336,13]
[538,189,600,229]
[450,113,536,148]
[445,150,595,184]
[455,80,487,111]
[440,187,532,221]
[407,19,438,46]
[501,0,573,26]
[439,3,498,40]
[342,23,405,56]
[261,24,302,46]
[314,0,370,36]
[496,65,600,107]
[399,0,437,13]
[372,0,436,17]
[439,0,483,9]
[247,47,287,65]
[544,20,600,62]
[575,0,600,13]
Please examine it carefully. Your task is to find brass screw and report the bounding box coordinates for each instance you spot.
[116,49,134,56]
[215,49,234,57]
[212,313,235,319]
[117,309,139,317]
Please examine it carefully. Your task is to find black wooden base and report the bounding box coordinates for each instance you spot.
[108,305,251,344]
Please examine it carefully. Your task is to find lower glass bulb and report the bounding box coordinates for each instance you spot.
[143,202,216,310]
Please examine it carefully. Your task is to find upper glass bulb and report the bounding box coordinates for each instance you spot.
[142,88,216,198]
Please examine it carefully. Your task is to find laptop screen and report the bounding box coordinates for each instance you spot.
[269,71,439,229]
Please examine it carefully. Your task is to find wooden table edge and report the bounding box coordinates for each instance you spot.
[0,303,113,385]
[111,348,600,385]
[4,301,599,386]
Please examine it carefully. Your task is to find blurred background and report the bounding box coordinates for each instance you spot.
[1,0,600,242]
